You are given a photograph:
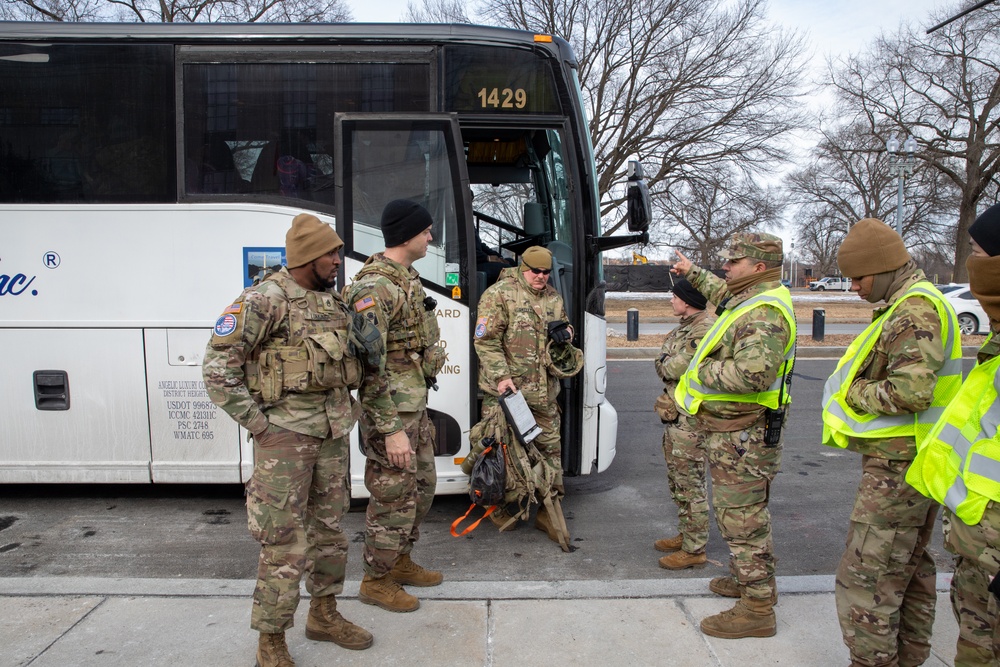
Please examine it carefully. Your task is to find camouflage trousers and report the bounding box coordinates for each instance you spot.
[361,410,437,577]
[700,416,780,602]
[246,425,351,633]
[835,455,937,667]
[663,419,709,554]
[943,503,1000,667]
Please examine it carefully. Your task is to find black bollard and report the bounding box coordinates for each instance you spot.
[626,308,639,341]
[812,308,825,342]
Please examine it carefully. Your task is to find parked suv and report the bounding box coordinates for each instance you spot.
[808,276,852,291]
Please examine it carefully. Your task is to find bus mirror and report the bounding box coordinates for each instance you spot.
[626,160,650,233]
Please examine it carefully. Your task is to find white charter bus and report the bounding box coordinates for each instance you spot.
[0,22,649,492]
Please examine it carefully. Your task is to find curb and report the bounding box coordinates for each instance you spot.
[0,574,955,599]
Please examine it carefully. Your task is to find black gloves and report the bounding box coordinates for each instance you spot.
[547,320,572,344]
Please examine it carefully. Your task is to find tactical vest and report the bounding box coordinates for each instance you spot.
[353,261,440,353]
[245,271,362,401]
[906,346,1000,525]
[821,281,962,449]
[675,287,796,414]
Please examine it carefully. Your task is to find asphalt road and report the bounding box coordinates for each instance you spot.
[0,359,957,584]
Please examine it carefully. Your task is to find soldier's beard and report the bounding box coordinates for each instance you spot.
[312,264,337,290]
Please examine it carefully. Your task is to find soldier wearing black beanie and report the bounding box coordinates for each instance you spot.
[969,202,1000,257]
[671,278,707,312]
[381,199,434,248]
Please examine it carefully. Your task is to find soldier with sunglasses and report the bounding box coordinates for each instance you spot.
[473,245,584,542]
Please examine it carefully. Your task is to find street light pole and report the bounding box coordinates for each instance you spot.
[885,134,918,237]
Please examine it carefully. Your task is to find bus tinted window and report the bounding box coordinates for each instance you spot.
[0,44,174,203]
[444,45,561,114]
[346,126,461,288]
[183,63,430,203]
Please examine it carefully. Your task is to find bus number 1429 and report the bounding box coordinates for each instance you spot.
[477,87,527,109]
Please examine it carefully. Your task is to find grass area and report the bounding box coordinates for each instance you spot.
[608,332,988,348]
[606,290,875,323]
[605,290,988,348]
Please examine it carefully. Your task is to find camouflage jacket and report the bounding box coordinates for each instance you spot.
[202,267,361,439]
[844,269,947,460]
[978,322,1000,364]
[475,267,580,408]
[654,310,712,416]
[686,266,793,430]
[345,253,441,435]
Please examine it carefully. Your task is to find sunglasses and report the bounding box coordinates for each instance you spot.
[528,267,551,276]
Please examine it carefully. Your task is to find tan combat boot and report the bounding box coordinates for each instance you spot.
[709,576,740,598]
[389,553,443,587]
[256,631,295,667]
[534,505,563,543]
[658,550,707,570]
[359,573,420,612]
[654,534,683,553]
[700,597,776,639]
[709,577,778,604]
[305,595,373,650]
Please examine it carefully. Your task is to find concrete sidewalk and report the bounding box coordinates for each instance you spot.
[4,575,960,666]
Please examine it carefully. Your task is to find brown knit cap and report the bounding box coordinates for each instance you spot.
[837,218,910,278]
[286,213,343,268]
[520,245,552,271]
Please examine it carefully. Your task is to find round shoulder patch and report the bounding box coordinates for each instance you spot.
[214,313,238,337]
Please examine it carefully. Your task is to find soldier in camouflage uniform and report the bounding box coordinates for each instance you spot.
[345,199,447,614]
[822,218,960,667]
[653,279,713,570]
[474,245,584,543]
[932,204,1000,666]
[202,213,373,667]
[672,232,795,639]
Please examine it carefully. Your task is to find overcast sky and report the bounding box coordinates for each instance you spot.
[346,0,954,62]
[344,0,962,253]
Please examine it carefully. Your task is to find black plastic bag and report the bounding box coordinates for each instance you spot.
[469,437,506,506]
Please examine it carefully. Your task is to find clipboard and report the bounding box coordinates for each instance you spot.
[498,389,543,445]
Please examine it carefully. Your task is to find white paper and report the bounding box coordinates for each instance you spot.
[499,390,543,444]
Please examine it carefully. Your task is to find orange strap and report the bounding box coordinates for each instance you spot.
[450,503,497,537]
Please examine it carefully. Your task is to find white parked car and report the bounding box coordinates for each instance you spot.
[944,284,989,335]
[808,276,852,291]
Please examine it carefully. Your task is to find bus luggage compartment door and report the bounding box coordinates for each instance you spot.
[145,329,241,483]
[0,328,151,483]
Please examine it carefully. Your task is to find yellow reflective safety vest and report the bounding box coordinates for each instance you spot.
[906,344,1000,525]
[821,281,962,449]
[675,287,795,414]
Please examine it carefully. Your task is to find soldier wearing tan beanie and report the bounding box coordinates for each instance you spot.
[837,218,913,304]
[826,216,961,667]
[286,213,343,269]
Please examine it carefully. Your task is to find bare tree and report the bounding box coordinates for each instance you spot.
[652,166,784,269]
[785,118,958,277]
[828,6,1000,281]
[475,0,808,242]
[1,0,351,22]
[405,0,471,22]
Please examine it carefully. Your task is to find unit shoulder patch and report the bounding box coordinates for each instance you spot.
[475,316,489,338]
[214,313,239,337]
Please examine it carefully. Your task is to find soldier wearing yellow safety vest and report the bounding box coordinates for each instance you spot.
[821,218,962,667]
[906,202,1000,667]
[672,232,795,640]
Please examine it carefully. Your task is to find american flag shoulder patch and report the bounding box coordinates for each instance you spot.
[223,302,242,314]
[354,296,376,312]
